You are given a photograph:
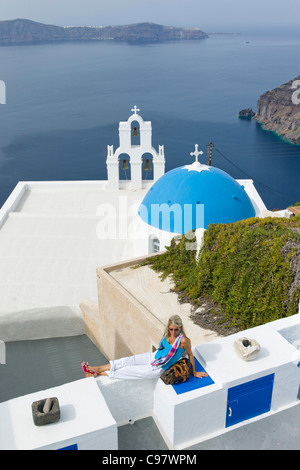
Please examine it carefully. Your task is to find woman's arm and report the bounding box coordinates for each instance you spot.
[181,337,208,379]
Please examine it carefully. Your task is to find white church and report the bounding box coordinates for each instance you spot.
[0,107,299,450]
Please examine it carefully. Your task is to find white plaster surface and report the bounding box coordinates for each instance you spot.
[195,324,300,387]
[0,181,153,340]
[0,306,84,342]
[154,379,228,449]
[0,182,149,311]
[237,179,267,214]
[96,375,157,425]
[0,378,117,450]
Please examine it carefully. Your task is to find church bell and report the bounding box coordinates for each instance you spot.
[122,160,129,171]
[132,127,139,137]
[143,159,151,172]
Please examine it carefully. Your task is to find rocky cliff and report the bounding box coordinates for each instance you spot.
[255,75,300,145]
[0,19,208,45]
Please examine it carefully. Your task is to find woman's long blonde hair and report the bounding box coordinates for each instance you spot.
[165,315,186,338]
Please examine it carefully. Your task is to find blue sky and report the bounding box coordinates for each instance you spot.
[0,0,300,33]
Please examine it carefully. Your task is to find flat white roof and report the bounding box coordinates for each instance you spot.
[0,181,150,314]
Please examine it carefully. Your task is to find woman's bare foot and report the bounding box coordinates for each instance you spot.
[87,364,111,376]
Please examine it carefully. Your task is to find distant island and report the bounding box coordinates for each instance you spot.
[0,19,208,45]
[239,75,300,145]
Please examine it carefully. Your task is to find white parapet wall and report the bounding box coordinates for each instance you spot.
[0,378,117,450]
[91,314,300,450]
[1,314,299,450]
[96,375,158,426]
[0,182,28,229]
[0,306,85,342]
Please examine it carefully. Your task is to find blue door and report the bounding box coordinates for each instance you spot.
[58,443,78,450]
[226,373,274,427]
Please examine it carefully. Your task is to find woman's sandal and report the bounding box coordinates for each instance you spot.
[81,362,97,378]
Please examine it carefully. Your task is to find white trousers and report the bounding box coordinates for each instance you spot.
[106,352,162,380]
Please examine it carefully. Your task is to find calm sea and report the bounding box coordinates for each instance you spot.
[0,33,300,210]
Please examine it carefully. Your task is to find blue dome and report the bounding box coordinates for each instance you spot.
[139,162,256,233]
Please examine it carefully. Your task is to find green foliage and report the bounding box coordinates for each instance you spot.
[145,235,198,292]
[144,216,300,331]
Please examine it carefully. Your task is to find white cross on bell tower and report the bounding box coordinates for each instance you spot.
[131,105,140,115]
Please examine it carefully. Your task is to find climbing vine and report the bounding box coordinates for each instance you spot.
[142,216,300,331]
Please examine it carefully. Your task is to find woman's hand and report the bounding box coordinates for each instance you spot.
[194,371,208,379]
[181,337,209,380]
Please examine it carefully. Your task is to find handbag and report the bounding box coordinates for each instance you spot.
[160,357,193,385]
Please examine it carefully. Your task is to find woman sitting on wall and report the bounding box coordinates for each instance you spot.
[81,315,208,380]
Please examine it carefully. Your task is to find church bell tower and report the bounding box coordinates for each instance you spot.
[106,106,165,190]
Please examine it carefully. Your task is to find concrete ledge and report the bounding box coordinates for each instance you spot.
[0,182,28,228]
[101,251,162,274]
[0,306,85,342]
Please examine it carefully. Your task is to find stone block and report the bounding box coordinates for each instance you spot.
[234,337,260,361]
[31,397,60,426]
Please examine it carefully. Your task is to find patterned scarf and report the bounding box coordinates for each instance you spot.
[151,333,184,369]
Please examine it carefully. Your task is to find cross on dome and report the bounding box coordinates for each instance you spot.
[131,105,140,115]
[190,144,203,163]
